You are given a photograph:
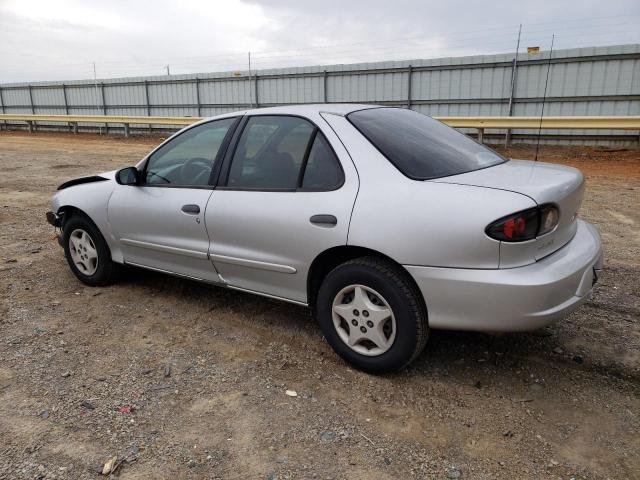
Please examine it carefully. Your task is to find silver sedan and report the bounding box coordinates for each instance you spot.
[47,104,603,372]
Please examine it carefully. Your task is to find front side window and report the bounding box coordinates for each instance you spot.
[145,118,236,186]
[347,108,506,180]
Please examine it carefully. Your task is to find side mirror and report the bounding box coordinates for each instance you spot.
[115,167,140,185]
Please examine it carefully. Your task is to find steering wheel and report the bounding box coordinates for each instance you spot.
[179,157,212,185]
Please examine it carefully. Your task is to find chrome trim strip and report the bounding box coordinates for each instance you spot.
[227,285,308,307]
[124,261,224,285]
[121,238,208,260]
[209,253,297,274]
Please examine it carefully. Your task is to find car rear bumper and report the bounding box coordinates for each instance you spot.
[405,219,603,332]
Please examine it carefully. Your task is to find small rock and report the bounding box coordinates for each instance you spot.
[164,366,171,378]
[187,459,197,468]
[320,431,335,443]
[383,457,391,466]
[572,355,584,364]
[446,467,462,479]
[5,258,17,263]
[81,400,95,410]
[39,410,49,419]
[101,455,117,475]
[61,371,71,378]
[141,368,153,375]
[553,347,564,355]
[267,473,277,480]
[285,389,297,397]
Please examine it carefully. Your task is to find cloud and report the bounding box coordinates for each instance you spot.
[1,0,638,83]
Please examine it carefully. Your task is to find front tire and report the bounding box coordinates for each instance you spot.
[62,214,118,286]
[316,257,428,373]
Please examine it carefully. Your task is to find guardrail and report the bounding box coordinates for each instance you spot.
[1,114,639,142]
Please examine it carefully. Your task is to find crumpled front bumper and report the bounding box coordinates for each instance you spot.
[405,220,603,332]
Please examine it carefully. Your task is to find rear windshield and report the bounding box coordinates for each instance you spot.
[347,108,506,180]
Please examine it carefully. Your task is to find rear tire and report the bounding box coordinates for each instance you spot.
[62,214,119,286]
[316,256,428,373]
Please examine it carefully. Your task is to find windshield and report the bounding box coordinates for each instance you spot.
[347,107,506,180]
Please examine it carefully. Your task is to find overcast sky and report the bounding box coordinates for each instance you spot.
[1,0,639,83]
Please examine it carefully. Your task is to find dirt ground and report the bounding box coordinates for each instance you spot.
[0,131,638,480]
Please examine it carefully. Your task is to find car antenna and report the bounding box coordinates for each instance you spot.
[534,34,554,162]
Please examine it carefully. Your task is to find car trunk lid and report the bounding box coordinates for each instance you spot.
[431,160,585,267]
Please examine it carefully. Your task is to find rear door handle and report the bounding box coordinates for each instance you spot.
[310,214,337,227]
[181,204,201,215]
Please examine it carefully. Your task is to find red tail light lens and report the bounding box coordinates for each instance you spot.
[487,208,539,241]
[486,204,559,242]
[487,206,548,242]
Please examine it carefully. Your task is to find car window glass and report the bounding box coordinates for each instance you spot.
[302,133,343,190]
[145,118,235,186]
[227,116,315,189]
[347,108,506,180]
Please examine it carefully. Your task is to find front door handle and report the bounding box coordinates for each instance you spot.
[310,214,337,227]
[181,204,201,215]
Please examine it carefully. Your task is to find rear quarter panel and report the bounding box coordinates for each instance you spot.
[322,113,535,268]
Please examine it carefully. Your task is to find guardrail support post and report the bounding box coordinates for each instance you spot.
[27,120,34,133]
[478,128,484,143]
[71,122,78,134]
[123,123,130,138]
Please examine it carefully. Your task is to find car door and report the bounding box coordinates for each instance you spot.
[108,117,238,282]
[205,114,359,304]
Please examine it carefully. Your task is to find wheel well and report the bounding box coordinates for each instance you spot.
[58,205,90,230]
[307,246,424,312]
[57,206,112,257]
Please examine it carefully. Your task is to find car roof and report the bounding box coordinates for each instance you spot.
[206,103,379,121]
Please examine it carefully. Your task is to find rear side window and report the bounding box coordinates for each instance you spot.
[228,116,313,189]
[302,133,343,190]
[226,115,343,190]
[347,108,506,180]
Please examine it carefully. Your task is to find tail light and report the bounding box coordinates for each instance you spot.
[486,204,559,242]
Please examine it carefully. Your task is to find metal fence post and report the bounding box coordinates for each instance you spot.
[27,85,35,132]
[62,84,71,132]
[100,82,108,134]
[195,77,201,116]
[28,85,35,113]
[254,73,259,108]
[407,65,413,109]
[144,80,151,133]
[0,85,5,130]
[323,70,328,103]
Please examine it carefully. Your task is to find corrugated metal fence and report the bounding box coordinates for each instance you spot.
[1,44,639,144]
